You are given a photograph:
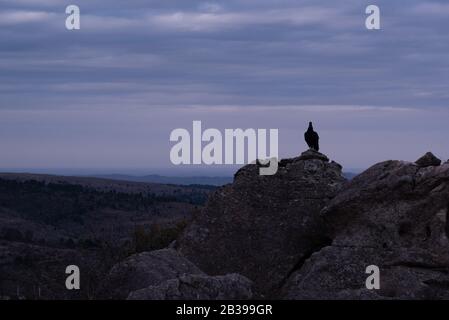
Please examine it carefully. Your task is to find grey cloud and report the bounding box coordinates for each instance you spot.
[0,0,448,169]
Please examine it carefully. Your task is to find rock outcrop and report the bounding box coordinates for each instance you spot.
[102,151,449,300]
[415,152,442,167]
[99,249,204,299]
[298,149,330,162]
[127,273,253,300]
[282,158,449,299]
[177,150,346,297]
[100,248,253,300]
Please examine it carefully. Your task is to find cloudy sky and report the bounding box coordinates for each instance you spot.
[0,0,448,174]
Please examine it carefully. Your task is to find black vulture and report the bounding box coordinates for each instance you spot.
[304,122,319,151]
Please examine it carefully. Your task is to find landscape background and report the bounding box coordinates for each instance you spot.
[1,0,449,301]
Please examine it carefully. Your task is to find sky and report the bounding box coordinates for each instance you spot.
[0,0,448,174]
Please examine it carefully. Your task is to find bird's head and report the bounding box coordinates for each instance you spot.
[308,121,313,129]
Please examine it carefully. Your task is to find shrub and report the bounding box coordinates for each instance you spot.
[131,220,188,253]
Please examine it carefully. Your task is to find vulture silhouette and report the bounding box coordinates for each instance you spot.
[304,122,319,151]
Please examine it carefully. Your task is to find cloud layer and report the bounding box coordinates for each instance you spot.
[0,0,448,171]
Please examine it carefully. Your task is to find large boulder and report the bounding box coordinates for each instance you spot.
[282,158,449,299]
[177,151,346,297]
[99,249,203,299]
[127,273,253,300]
[415,152,441,167]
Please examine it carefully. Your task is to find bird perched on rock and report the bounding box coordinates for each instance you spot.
[304,122,319,151]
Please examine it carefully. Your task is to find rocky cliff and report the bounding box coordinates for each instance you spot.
[282,153,449,299]
[103,150,449,300]
[177,149,346,297]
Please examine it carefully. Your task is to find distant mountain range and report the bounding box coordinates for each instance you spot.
[343,172,358,179]
[88,174,234,186]
[90,173,358,186]
[0,171,358,189]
